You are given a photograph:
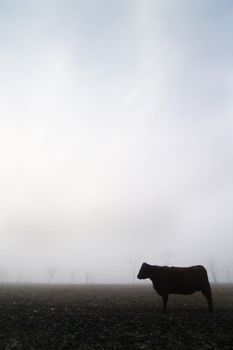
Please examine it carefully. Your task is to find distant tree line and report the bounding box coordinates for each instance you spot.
[0,258,232,284]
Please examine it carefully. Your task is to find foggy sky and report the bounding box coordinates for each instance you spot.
[1,0,233,283]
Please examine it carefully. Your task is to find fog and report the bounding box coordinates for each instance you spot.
[0,0,233,284]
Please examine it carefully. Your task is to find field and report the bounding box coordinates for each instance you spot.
[0,284,233,349]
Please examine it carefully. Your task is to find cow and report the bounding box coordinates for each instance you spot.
[137,262,213,313]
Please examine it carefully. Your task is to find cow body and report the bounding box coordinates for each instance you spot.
[137,263,213,312]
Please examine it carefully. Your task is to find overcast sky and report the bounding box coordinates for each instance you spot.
[0,0,233,283]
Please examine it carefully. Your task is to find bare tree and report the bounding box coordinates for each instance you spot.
[85,271,90,285]
[90,270,95,284]
[47,267,58,284]
[226,263,232,283]
[85,270,95,284]
[69,270,76,284]
[128,258,138,284]
[209,260,218,284]
[0,270,7,283]
[17,274,22,284]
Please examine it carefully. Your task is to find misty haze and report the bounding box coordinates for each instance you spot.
[1,0,233,286]
[1,1,233,349]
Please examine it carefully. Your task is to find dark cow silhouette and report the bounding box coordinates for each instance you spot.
[137,263,213,313]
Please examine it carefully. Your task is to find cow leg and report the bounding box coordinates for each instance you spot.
[201,288,213,312]
[162,294,168,313]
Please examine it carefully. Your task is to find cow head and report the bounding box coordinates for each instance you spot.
[137,262,150,279]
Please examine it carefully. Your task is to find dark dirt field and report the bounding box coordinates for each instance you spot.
[0,284,233,349]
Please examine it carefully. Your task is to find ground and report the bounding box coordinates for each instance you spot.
[0,284,232,349]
